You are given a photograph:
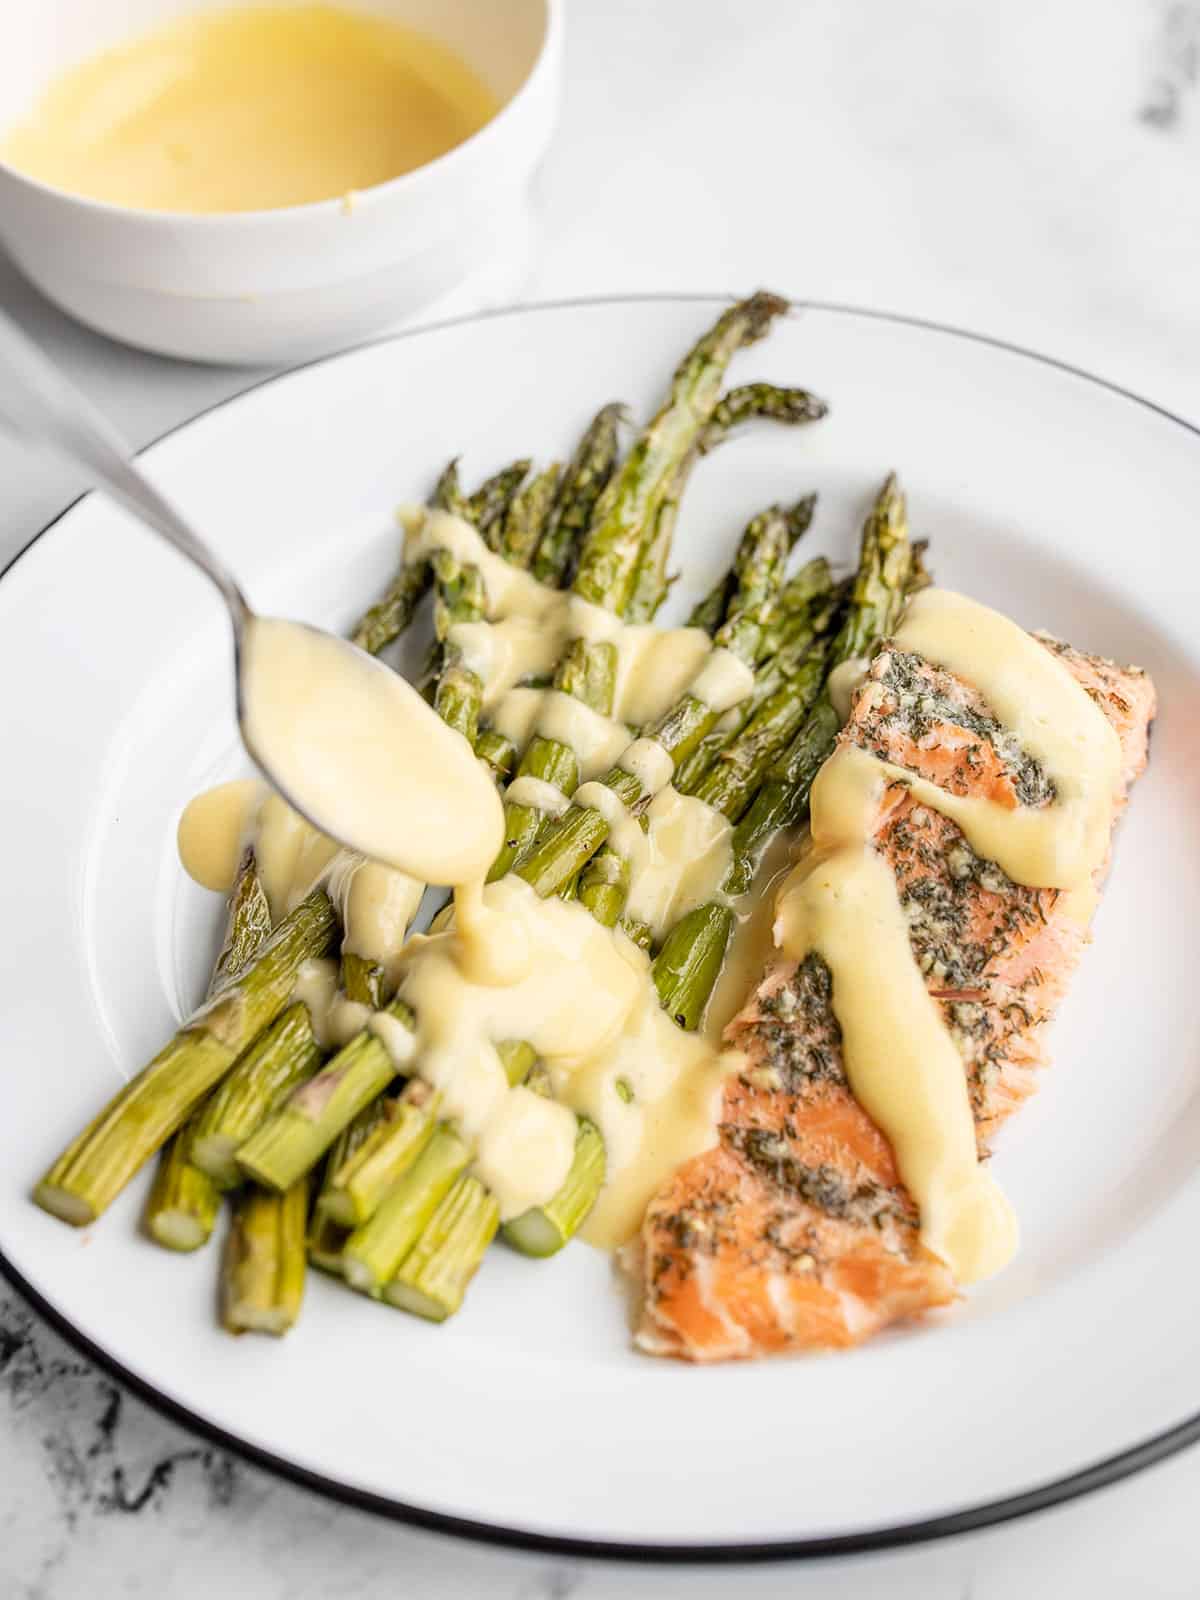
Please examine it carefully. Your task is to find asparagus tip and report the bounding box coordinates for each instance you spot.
[741,289,791,333]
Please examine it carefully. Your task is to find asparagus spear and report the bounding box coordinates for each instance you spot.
[429,457,469,519]
[426,453,572,751]
[682,636,835,820]
[209,846,273,992]
[722,492,925,903]
[306,1099,390,1271]
[467,459,531,550]
[499,462,561,569]
[626,383,826,628]
[475,728,519,788]
[221,1180,309,1336]
[580,496,809,926]
[144,1112,221,1252]
[349,456,463,655]
[723,699,842,898]
[429,546,489,745]
[315,1080,440,1228]
[654,476,914,1028]
[418,455,515,704]
[532,402,624,587]
[683,505,824,646]
[384,1175,499,1320]
[624,596,843,1027]
[672,558,838,793]
[621,458,688,625]
[146,847,274,1249]
[189,1003,323,1188]
[699,381,827,451]
[342,1126,471,1296]
[236,998,413,1192]
[570,293,788,609]
[35,889,338,1227]
[719,522,938,888]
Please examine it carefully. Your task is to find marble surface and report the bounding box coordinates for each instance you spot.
[2,1,1200,1593]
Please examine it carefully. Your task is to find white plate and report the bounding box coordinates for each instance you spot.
[2,296,1199,1561]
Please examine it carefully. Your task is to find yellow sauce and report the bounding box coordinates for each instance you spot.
[702,829,799,1044]
[0,4,498,214]
[775,747,1018,1284]
[622,787,734,942]
[176,777,262,891]
[405,507,730,731]
[775,587,1121,1283]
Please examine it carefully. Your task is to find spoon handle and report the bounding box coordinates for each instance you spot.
[0,310,246,617]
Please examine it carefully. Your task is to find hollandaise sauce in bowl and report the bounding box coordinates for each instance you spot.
[0,1,559,361]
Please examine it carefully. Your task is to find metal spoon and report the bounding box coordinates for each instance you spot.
[0,310,398,842]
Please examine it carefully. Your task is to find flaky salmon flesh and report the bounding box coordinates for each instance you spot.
[632,633,1155,1361]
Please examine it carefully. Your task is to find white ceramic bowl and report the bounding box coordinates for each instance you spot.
[0,0,561,364]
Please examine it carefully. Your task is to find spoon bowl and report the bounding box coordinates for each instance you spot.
[0,308,505,877]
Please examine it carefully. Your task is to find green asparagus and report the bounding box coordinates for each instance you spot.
[384,1175,499,1320]
[342,1125,471,1296]
[532,402,624,587]
[467,458,531,549]
[35,889,337,1226]
[699,381,827,451]
[348,456,463,655]
[146,846,274,1250]
[654,476,914,1028]
[190,1003,323,1188]
[221,1179,309,1336]
[143,1110,221,1252]
[499,462,562,569]
[315,1080,440,1228]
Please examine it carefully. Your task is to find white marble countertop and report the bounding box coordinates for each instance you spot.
[2,1,1199,1593]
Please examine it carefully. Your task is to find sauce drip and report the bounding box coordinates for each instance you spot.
[176,778,262,892]
[406,507,725,733]
[775,588,1122,1283]
[0,4,498,214]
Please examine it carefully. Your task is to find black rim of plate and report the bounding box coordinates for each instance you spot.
[2,293,1198,1564]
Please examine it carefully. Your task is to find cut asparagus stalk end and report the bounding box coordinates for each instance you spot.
[342,1126,470,1297]
[384,1175,499,1322]
[32,1184,95,1228]
[317,1090,439,1229]
[221,1181,308,1337]
[144,1124,221,1252]
[147,1209,215,1252]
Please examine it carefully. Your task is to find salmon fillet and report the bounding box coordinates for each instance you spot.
[633,632,1155,1361]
